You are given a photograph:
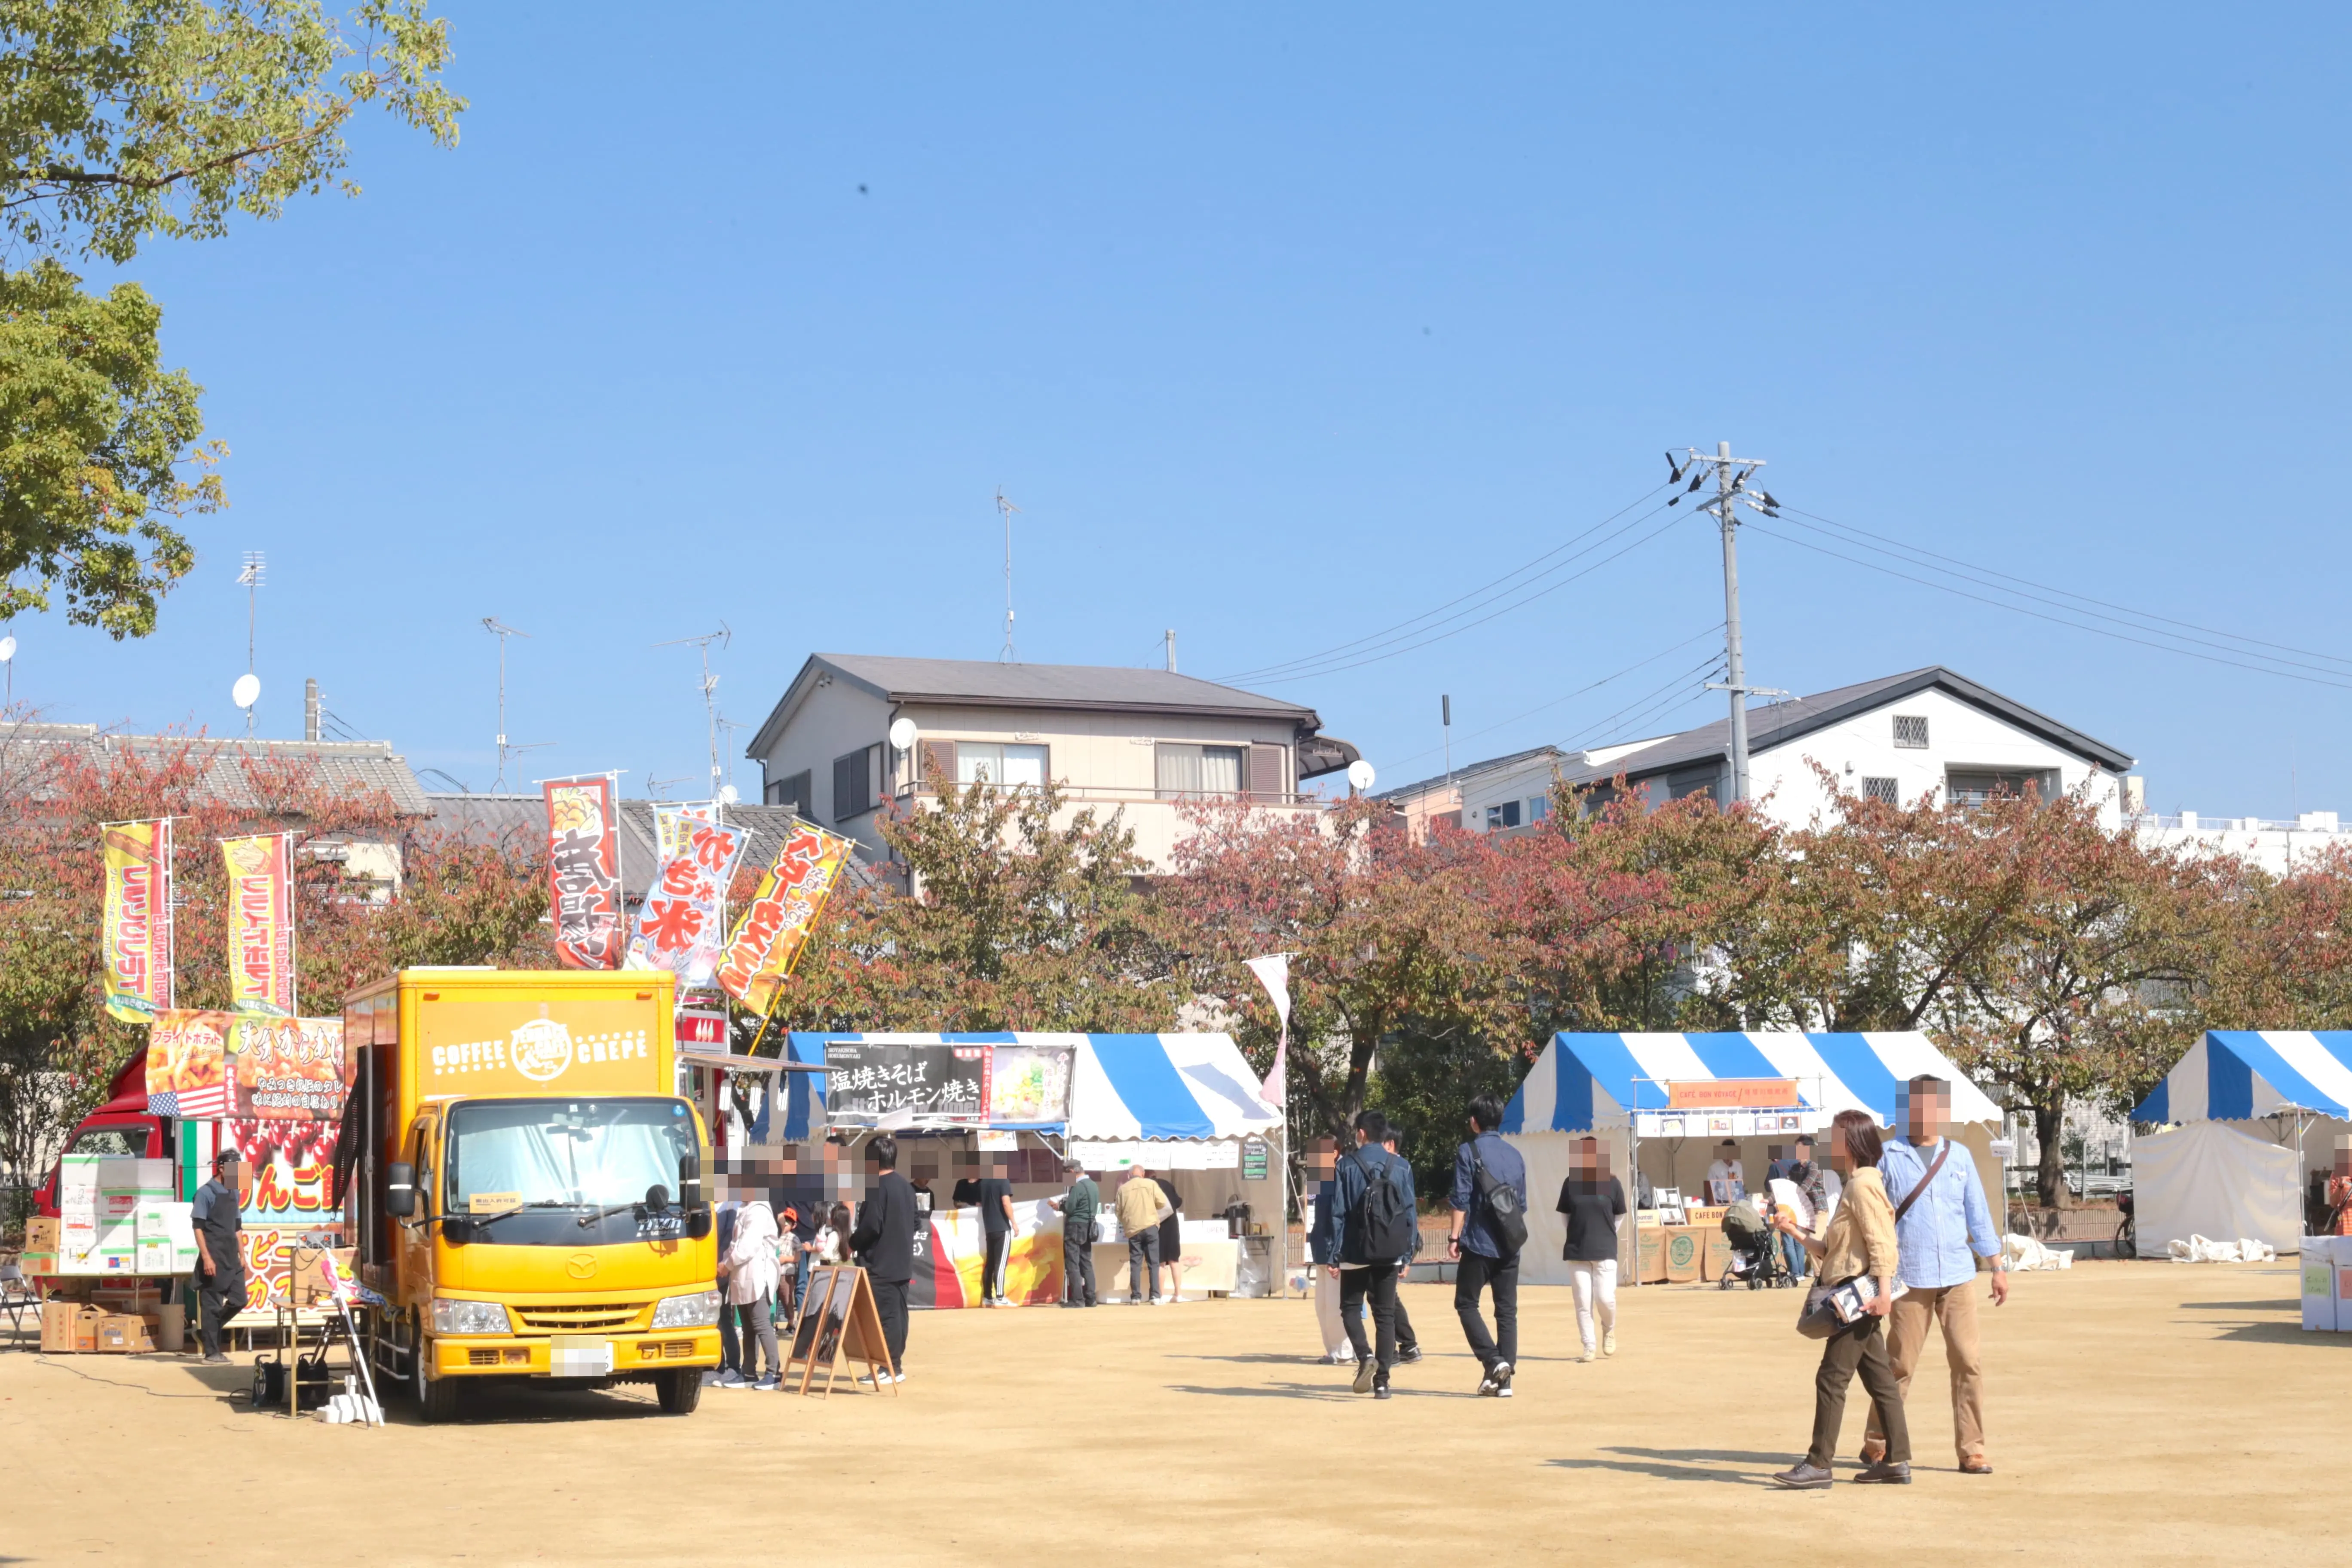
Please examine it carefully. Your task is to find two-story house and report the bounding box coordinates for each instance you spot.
[1381,666,2135,836]
[741,654,1361,870]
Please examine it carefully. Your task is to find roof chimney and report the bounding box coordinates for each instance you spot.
[304,677,320,742]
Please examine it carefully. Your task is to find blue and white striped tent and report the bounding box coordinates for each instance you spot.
[2127,1033,2334,1256]
[1503,1031,2001,1134]
[2135,1031,2352,1122]
[780,1032,1282,1143]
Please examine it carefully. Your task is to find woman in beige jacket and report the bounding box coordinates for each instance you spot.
[1768,1108,1913,1489]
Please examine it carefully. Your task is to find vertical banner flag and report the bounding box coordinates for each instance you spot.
[1243,952,1292,1106]
[221,833,296,1017]
[717,823,855,1014]
[544,775,624,968]
[101,818,174,1022]
[628,808,751,986]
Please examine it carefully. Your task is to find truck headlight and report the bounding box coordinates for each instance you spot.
[651,1289,722,1329]
[430,1298,512,1336]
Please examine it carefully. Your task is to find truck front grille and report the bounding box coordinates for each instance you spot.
[513,1302,645,1333]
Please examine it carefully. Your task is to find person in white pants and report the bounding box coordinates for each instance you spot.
[1302,1139,1352,1362]
[1554,1137,1627,1363]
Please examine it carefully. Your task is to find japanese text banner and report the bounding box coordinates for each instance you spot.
[220,833,296,1017]
[717,824,855,1014]
[628,808,751,987]
[146,1010,235,1118]
[101,819,174,1023]
[230,1017,349,1121]
[543,775,623,969]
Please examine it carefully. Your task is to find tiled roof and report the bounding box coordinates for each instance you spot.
[0,722,432,815]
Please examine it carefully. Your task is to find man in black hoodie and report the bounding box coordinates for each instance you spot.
[850,1134,919,1382]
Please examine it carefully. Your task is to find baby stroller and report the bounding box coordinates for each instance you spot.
[1718,1195,1795,1290]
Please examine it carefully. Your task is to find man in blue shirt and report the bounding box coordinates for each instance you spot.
[1446,1093,1527,1398]
[1330,1109,1415,1400]
[1865,1075,2010,1476]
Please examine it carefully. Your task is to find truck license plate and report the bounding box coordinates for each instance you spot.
[551,1336,614,1377]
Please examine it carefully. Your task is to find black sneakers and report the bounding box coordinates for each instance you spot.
[1351,1357,1376,1394]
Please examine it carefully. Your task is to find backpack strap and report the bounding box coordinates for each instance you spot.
[1893,1140,1954,1225]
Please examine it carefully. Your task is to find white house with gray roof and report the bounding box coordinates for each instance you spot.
[741,654,1362,871]
[1388,668,2136,836]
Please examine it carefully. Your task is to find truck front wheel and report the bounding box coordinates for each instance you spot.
[412,1331,462,1424]
[654,1368,703,1415]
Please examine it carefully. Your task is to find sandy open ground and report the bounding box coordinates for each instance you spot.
[1,1261,2343,1565]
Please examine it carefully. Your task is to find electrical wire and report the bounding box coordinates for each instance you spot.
[1215,481,1678,684]
[1377,625,1727,775]
[1564,655,1728,754]
[1742,519,2352,694]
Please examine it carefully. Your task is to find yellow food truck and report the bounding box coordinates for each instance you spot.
[340,968,720,1420]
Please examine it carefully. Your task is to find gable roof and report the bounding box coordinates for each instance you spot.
[1,722,433,815]
[1555,666,2134,787]
[747,652,1326,760]
[1372,745,1565,805]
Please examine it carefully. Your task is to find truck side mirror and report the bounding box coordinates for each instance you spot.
[387,1162,416,1218]
[677,1149,702,1211]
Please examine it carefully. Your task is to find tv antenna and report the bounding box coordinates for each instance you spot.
[481,619,550,790]
[654,624,732,801]
[236,551,264,738]
[996,487,1020,662]
[645,773,693,800]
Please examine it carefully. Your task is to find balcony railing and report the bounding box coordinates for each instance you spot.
[894,781,1326,811]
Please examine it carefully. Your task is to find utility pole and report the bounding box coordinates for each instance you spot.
[1666,443,1783,805]
[997,488,1021,663]
[1442,693,1452,778]
[1164,628,1177,674]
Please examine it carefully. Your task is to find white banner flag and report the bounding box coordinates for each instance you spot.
[1243,952,1292,1106]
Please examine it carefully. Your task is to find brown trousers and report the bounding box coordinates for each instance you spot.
[1808,1313,1909,1468]
[1864,1280,1987,1462]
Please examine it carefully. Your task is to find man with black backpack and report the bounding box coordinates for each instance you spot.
[1330,1109,1416,1399]
[1446,1093,1528,1397]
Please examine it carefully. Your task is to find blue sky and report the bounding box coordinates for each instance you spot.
[21,4,2352,816]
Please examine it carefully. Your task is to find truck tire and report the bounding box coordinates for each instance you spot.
[412,1332,462,1424]
[654,1367,703,1415]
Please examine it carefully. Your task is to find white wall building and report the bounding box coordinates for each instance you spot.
[1387,667,2135,835]
[2132,810,2352,877]
[741,654,1360,871]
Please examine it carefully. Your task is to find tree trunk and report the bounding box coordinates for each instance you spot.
[2033,1096,2069,1209]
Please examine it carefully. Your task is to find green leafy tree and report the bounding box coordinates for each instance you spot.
[0,1,462,636]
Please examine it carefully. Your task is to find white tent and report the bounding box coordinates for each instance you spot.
[2130,1121,2301,1256]
[1503,1031,2003,1285]
[2132,1031,2351,1255]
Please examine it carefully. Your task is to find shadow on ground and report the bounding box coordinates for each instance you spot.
[1546,1447,1782,1486]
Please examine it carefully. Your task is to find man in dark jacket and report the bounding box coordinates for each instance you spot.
[1446,1093,1527,1397]
[1330,1109,1415,1400]
[850,1135,919,1382]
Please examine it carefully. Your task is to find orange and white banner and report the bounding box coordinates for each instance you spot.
[101,818,174,1023]
[717,823,855,1014]
[220,833,296,1017]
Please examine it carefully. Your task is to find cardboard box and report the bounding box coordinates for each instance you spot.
[1699,1225,1733,1281]
[95,1314,138,1353]
[72,1305,105,1353]
[1664,1227,1703,1283]
[1635,1227,1667,1283]
[24,1215,60,1255]
[40,1300,83,1353]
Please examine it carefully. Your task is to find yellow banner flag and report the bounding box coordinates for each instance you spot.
[101,819,174,1023]
[220,833,297,1017]
[716,823,855,1014]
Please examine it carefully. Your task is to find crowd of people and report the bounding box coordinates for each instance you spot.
[706,1077,2009,1489]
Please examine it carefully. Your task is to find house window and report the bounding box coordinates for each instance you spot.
[1484,800,1522,831]
[1862,776,1899,804]
[1945,768,2059,810]
[1527,794,1551,822]
[1892,714,1929,749]
[956,742,1048,789]
[1155,743,1243,798]
[766,769,812,816]
[833,744,883,822]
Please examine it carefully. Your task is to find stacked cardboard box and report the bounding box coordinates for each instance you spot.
[56,1156,184,1276]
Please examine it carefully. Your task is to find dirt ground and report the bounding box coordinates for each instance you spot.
[2,1261,2344,1566]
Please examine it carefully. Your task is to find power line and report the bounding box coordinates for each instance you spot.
[1215,481,1675,684]
[1377,624,1726,775]
[1743,518,2352,693]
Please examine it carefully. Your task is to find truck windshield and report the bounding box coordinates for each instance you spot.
[443,1099,695,1245]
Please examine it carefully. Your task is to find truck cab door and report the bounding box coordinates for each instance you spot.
[400,1114,438,1304]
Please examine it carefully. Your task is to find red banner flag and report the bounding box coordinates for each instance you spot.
[543,775,623,968]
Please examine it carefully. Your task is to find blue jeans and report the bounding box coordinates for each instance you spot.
[1780,1232,1809,1279]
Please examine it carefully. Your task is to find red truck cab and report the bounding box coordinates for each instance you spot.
[34,1050,168,1217]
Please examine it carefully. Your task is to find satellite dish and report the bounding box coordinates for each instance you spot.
[717,784,740,805]
[887,717,917,750]
[0,635,15,663]
[1345,759,1376,791]
[232,673,261,710]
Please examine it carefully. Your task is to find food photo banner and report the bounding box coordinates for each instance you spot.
[717,823,856,1013]
[220,833,296,1017]
[544,775,625,969]
[100,818,174,1022]
[146,1014,346,1122]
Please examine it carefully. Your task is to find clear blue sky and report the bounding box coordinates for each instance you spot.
[22,4,2352,816]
